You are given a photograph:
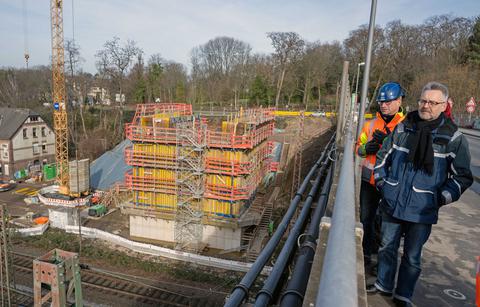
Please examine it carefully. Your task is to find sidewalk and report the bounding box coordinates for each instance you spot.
[368,187,479,307]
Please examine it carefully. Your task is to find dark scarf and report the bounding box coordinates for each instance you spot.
[406,111,444,175]
[380,113,395,124]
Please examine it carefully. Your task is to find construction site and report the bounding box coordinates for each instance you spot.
[0,0,336,306]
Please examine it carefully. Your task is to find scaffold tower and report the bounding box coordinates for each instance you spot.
[175,119,207,251]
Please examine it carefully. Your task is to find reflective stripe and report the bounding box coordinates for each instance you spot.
[412,186,435,195]
[392,144,409,153]
[384,179,399,186]
[374,147,394,169]
[434,152,456,158]
[452,178,462,195]
[450,130,462,142]
[364,162,375,170]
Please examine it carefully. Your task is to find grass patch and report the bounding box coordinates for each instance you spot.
[17,229,241,290]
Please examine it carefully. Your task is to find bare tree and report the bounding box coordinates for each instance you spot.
[95,36,143,104]
[190,36,251,105]
[267,32,305,108]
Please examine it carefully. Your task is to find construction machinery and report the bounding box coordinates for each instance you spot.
[50,0,70,194]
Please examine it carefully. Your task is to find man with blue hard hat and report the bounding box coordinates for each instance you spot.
[368,81,472,306]
[356,82,405,270]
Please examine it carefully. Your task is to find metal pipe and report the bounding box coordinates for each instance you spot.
[279,165,334,307]
[224,134,335,307]
[356,0,377,140]
[254,161,330,307]
[315,123,358,307]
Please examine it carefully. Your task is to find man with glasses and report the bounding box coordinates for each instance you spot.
[368,81,473,307]
[356,82,405,270]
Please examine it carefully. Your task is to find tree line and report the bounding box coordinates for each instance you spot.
[0,14,478,159]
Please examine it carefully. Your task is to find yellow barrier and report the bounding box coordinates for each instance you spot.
[274,111,314,117]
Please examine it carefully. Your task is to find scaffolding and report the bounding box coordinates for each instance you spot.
[174,120,206,251]
[124,103,276,250]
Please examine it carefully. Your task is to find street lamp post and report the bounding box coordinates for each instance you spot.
[355,62,365,103]
[356,0,377,140]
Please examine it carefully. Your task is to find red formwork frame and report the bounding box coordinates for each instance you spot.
[205,141,273,176]
[206,122,274,149]
[204,161,271,201]
[126,120,274,149]
[125,104,276,207]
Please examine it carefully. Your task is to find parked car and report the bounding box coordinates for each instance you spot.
[472,118,480,130]
[0,180,16,192]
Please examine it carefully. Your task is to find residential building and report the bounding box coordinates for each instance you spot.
[0,108,55,178]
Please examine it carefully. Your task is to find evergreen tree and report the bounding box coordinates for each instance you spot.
[467,16,480,65]
[249,75,271,106]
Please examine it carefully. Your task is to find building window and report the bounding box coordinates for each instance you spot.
[33,142,39,155]
[1,144,8,159]
[23,128,28,139]
[33,127,37,138]
[41,127,46,137]
[42,142,47,153]
[30,116,39,122]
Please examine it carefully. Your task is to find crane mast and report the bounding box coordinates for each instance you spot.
[51,0,69,191]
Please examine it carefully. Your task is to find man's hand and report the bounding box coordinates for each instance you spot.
[365,140,381,154]
[375,180,384,192]
[373,129,389,144]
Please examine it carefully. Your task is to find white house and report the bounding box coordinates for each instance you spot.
[0,108,55,178]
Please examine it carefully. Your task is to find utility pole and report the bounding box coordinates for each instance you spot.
[0,204,12,307]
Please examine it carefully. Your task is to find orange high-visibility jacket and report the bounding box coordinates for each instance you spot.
[356,111,405,185]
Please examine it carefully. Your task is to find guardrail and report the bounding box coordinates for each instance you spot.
[315,122,358,307]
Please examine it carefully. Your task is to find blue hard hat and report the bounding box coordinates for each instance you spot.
[377,82,405,102]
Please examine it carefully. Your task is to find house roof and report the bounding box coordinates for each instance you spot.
[0,108,40,140]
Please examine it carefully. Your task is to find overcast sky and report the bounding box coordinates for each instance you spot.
[0,0,478,73]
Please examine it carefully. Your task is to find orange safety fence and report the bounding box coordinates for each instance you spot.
[125,124,179,144]
[132,103,192,121]
[236,107,276,125]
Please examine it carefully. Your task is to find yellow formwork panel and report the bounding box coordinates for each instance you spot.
[202,198,242,217]
[153,115,170,128]
[134,167,176,180]
[206,174,242,187]
[205,140,269,162]
[133,143,176,158]
[134,191,177,211]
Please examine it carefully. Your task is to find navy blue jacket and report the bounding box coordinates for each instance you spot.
[374,116,473,224]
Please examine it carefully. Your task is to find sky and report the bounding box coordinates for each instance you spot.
[0,0,478,73]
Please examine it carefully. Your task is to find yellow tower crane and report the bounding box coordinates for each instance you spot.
[50,0,69,194]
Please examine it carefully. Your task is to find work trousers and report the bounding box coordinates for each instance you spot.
[360,180,381,260]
